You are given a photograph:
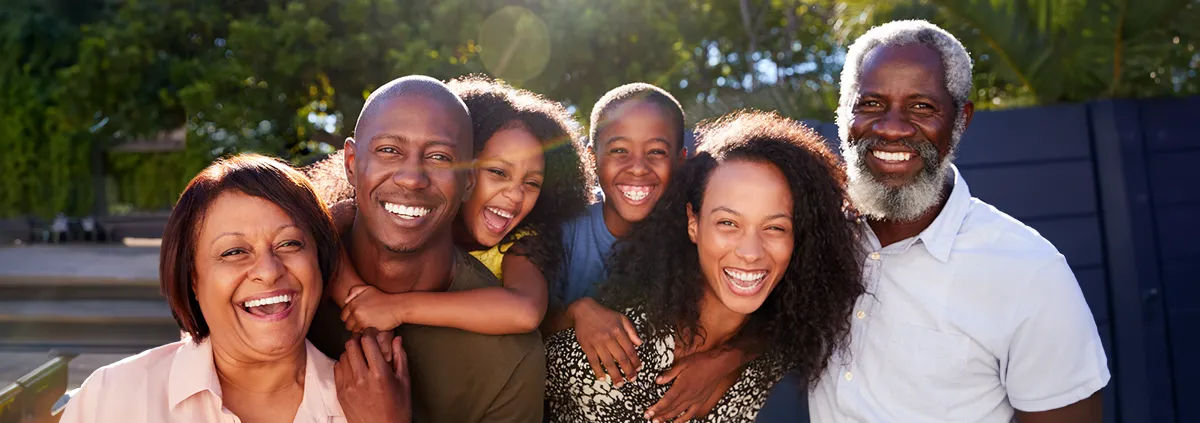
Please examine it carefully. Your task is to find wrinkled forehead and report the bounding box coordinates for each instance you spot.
[857,43,951,99]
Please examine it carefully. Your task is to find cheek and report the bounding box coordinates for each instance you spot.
[285,252,322,293]
[192,268,237,313]
[768,237,794,272]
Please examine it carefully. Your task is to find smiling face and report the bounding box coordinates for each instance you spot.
[842,43,972,221]
[460,127,546,248]
[688,159,794,315]
[344,95,473,253]
[193,191,322,359]
[595,100,683,233]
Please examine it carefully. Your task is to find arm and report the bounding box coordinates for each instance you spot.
[1016,392,1102,423]
[343,253,548,335]
[328,199,363,306]
[481,348,546,422]
[1005,258,1109,421]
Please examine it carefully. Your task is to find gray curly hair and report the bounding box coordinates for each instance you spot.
[836,19,973,148]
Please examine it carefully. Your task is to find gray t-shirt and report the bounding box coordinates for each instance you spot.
[554,202,617,308]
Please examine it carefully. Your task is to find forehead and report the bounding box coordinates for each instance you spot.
[200,191,294,236]
[702,160,792,210]
[357,95,470,151]
[599,100,679,145]
[480,128,545,163]
[857,43,950,100]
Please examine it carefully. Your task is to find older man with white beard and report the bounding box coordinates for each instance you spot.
[806,20,1110,423]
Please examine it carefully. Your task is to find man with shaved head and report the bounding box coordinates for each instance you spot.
[307,75,546,422]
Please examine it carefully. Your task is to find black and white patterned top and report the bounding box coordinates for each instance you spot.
[545,308,793,422]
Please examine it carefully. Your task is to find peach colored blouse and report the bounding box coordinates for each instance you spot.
[60,338,345,423]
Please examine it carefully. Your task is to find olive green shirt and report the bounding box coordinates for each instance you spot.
[308,248,546,423]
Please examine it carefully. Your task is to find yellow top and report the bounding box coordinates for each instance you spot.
[468,231,531,279]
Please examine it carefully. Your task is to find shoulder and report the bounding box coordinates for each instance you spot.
[68,340,187,409]
[451,248,503,290]
[958,197,1064,258]
[88,340,186,386]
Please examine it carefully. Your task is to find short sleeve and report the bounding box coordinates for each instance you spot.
[1002,257,1111,412]
[58,367,108,423]
[482,347,547,422]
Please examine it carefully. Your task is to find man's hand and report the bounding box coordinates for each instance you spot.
[334,328,411,423]
[643,348,745,422]
[342,285,405,333]
[569,298,642,386]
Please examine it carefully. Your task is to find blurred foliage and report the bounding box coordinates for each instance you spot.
[0,0,1196,217]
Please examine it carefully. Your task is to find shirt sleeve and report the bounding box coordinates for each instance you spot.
[58,366,108,423]
[482,347,547,422]
[1003,256,1111,412]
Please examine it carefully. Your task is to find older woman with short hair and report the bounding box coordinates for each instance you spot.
[61,154,405,423]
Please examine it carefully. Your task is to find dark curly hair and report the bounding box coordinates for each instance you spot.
[598,110,864,388]
[446,75,595,285]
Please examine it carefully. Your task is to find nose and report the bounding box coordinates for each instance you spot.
[391,158,431,190]
[871,107,918,142]
[248,251,286,284]
[627,154,650,176]
[500,182,526,205]
[734,231,765,264]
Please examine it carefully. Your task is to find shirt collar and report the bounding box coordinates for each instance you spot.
[917,164,972,262]
[167,337,222,409]
[859,164,972,263]
[167,337,344,419]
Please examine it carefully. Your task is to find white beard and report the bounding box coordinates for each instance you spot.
[841,112,965,222]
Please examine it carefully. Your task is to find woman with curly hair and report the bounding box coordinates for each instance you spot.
[321,75,595,335]
[545,110,865,422]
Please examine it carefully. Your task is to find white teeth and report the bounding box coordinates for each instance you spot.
[384,202,431,219]
[243,294,291,308]
[486,207,514,219]
[871,150,914,162]
[618,185,652,202]
[724,269,767,283]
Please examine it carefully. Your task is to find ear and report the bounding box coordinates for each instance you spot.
[675,147,688,165]
[343,138,358,189]
[960,100,975,131]
[462,162,477,202]
[686,203,698,244]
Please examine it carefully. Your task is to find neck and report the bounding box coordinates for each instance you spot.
[601,201,633,238]
[688,290,750,354]
[867,175,954,247]
[211,339,305,397]
[348,213,456,294]
[451,216,485,252]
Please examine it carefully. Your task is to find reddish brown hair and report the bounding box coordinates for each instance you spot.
[160,154,340,341]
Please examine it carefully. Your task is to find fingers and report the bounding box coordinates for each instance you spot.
[674,404,699,423]
[345,285,370,304]
[340,303,353,323]
[649,387,693,423]
[359,328,388,375]
[580,342,608,382]
[656,360,687,385]
[343,332,368,377]
[606,335,638,383]
[697,389,723,416]
[620,315,643,346]
[391,336,407,375]
[376,330,394,364]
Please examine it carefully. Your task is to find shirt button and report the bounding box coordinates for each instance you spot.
[844,371,854,381]
[869,252,881,260]
[856,310,866,319]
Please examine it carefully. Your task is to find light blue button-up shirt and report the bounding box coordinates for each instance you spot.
[809,165,1110,422]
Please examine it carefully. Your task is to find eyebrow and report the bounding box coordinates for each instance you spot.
[604,136,672,146]
[711,206,791,221]
[212,224,300,244]
[370,133,459,150]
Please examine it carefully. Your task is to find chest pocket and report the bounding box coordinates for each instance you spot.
[883,323,970,420]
